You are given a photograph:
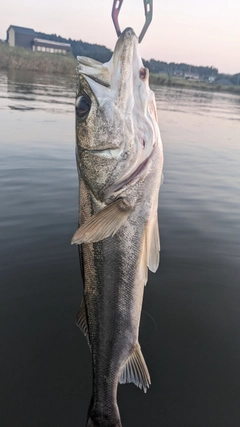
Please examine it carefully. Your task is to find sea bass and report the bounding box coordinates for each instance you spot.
[72,27,163,427]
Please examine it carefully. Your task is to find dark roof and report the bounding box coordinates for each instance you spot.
[7,25,35,35]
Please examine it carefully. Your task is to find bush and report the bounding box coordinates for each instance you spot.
[0,41,76,75]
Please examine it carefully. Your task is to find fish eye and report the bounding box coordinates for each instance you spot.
[75,95,91,120]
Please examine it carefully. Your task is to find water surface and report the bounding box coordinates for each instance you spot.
[1,70,240,427]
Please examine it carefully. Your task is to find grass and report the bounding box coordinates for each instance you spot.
[1,41,240,95]
[150,73,240,95]
[0,41,76,75]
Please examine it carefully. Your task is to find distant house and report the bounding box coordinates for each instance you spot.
[157,70,168,75]
[173,70,184,77]
[184,72,200,80]
[6,25,71,54]
[7,25,35,49]
[209,76,216,83]
[33,38,71,54]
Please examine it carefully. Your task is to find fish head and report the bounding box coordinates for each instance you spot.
[76,27,161,202]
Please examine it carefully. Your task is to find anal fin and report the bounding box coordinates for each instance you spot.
[119,343,151,393]
[75,299,90,346]
[139,226,148,286]
[71,198,133,245]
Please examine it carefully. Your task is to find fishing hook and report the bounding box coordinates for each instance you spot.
[112,0,153,43]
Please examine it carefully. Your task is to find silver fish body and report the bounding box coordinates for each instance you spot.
[72,28,163,427]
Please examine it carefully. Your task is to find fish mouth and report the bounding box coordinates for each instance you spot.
[77,26,155,201]
[77,27,138,92]
[114,27,137,52]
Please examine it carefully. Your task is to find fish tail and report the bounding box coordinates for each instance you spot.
[86,417,97,427]
[86,417,121,427]
[86,398,122,427]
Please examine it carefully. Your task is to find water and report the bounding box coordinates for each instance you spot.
[1,70,240,427]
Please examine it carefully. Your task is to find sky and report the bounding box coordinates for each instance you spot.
[1,0,240,74]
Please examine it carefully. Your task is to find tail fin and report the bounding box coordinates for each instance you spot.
[86,399,122,427]
[86,418,97,427]
[86,416,121,427]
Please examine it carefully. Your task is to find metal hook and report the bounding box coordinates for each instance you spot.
[112,0,124,38]
[139,0,153,43]
[112,0,153,43]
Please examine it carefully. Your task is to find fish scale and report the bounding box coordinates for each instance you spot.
[72,27,163,426]
[84,219,145,423]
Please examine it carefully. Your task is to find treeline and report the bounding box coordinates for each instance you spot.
[227,73,240,85]
[36,32,112,63]
[143,59,218,78]
[36,32,240,82]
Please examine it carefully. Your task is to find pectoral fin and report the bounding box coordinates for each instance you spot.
[119,343,151,393]
[71,199,133,245]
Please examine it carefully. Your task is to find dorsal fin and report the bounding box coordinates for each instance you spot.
[119,343,151,393]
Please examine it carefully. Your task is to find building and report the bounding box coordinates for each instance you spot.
[173,70,184,77]
[32,38,71,54]
[6,25,71,54]
[7,25,35,49]
[184,71,200,80]
[209,76,216,83]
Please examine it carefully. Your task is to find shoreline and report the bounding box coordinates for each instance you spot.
[1,42,240,96]
[0,41,76,76]
[149,74,240,95]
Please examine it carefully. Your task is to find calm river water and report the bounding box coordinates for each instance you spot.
[0,70,240,427]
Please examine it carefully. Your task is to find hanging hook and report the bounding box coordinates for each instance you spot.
[112,0,124,38]
[139,0,153,43]
[112,0,153,43]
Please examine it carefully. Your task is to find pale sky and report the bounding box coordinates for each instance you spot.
[1,0,240,74]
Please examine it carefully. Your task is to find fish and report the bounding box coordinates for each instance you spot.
[71,27,164,427]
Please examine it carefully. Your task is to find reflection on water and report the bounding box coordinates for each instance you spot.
[0,69,75,113]
[0,69,240,427]
[154,84,240,121]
